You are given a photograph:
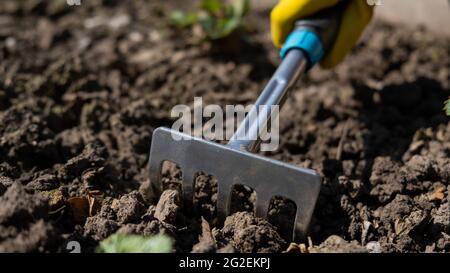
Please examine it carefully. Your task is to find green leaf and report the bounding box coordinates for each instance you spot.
[444,99,450,116]
[231,0,251,18]
[170,11,198,28]
[200,0,222,14]
[198,15,216,37]
[216,17,240,39]
[168,0,251,42]
[97,233,173,253]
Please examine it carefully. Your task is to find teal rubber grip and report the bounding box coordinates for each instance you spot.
[280,30,325,67]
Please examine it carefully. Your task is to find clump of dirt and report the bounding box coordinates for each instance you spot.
[0,220,56,252]
[214,212,287,253]
[193,173,218,221]
[267,197,297,241]
[308,235,368,253]
[154,189,180,225]
[0,183,57,252]
[0,177,14,196]
[229,184,256,214]
[0,183,48,226]
[0,0,449,252]
[191,218,217,253]
[115,191,146,224]
[84,215,119,242]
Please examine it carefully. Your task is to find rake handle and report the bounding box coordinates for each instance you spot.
[227,49,308,152]
[227,3,344,152]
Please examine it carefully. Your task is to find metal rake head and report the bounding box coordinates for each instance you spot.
[148,127,321,241]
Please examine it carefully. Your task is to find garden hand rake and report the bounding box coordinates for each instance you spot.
[148,4,344,241]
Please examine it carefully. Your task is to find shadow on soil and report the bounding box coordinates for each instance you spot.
[312,76,450,242]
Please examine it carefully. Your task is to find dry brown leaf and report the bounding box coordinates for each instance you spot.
[87,190,103,217]
[299,243,308,253]
[285,243,300,253]
[87,195,101,217]
[67,196,89,223]
[284,238,310,253]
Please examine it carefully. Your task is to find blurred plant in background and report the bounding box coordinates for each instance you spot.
[169,0,252,44]
[444,99,450,116]
[97,233,173,253]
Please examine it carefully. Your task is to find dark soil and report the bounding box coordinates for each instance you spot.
[0,0,449,253]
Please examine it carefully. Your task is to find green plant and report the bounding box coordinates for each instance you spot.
[170,0,251,41]
[444,99,450,116]
[96,233,173,253]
